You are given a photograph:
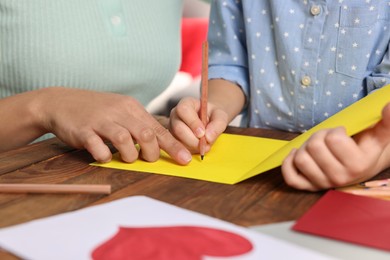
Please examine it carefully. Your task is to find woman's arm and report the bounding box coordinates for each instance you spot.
[0,87,192,165]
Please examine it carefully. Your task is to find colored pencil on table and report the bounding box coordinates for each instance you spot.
[199,41,209,160]
[342,186,390,197]
[360,178,390,188]
[0,183,111,194]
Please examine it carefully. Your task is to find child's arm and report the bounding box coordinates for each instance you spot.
[169,79,245,153]
[281,102,390,191]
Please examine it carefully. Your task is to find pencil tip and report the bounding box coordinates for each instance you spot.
[359,182,366,187]
[201,155,204,160]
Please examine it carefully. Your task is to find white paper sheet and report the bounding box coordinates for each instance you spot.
[0,196,332,260]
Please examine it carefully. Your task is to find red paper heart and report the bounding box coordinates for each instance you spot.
[92,225,253,260]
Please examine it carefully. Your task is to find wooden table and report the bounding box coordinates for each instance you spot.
[3,126,386,258]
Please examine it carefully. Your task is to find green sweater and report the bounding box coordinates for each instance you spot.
[0,0,182,105]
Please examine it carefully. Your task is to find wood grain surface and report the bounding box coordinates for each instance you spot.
[2,126,388,259]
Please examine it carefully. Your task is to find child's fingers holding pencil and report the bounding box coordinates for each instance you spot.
[172,97,205,138]
[204,106,229,145]
[169,97,205,153]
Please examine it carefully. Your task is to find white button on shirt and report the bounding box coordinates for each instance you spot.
[208,0,390,132]
[111,15,122,26]
[301,76,312,86]
[310,5,321,16]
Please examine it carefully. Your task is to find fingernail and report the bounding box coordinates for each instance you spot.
[99,157,111,164]
[179,150,192,164]
[195,127,205,138]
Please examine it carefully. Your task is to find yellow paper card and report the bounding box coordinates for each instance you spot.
[243,85,390,181]
[91,134,288,184]
[92,85,390,184]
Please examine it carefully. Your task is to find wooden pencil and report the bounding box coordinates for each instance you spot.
[341,187,390,197]
[199,41,209,160]
[0,183,111,194]
[360,178,390,187]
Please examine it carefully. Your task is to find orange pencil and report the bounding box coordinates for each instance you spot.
[199,41,209,160]
[0,183,111,194]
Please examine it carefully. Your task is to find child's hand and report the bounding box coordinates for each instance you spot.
[169,97,229,154]
[281,103,390,191]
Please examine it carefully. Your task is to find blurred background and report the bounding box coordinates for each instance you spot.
[183,0,210,17]
[146,0,210,117]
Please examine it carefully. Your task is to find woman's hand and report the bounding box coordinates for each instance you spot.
[37,87,192,165]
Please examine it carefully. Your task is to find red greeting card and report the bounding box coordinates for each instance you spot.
[292,190,390,251]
